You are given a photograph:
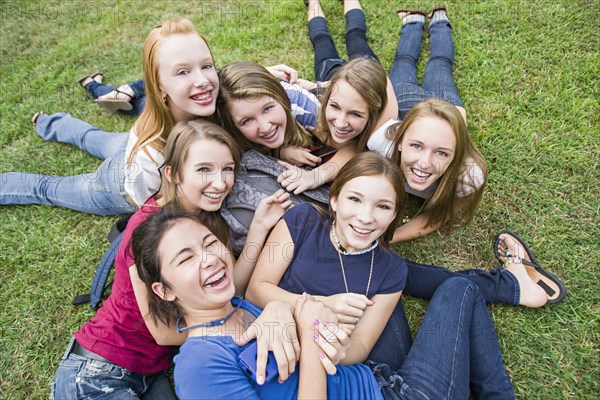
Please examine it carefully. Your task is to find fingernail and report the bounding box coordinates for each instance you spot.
[313,331,319,341]
[320,352,326,360]
[323,322,329,328]
[313,319,320,326]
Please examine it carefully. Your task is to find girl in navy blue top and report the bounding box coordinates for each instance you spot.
[248,152,407,364]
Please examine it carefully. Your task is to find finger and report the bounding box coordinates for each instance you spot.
[255,340,269,385]
[281,339,298,378]
[236,323,258,347]
[271,342,290,383]
[277,160,294,170]
[306,153,322,165]
[324,322,351,348]
[319,352,338,375]
[280,200,293,210]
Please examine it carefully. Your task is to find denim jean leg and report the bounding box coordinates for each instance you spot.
[0,149,135,215]
[397,278,482,399]
[404,259,520,305]
[422,20,463,107]
[344,9,379,62]
[308,16,345,82]
[468,286,516,399]
[367,299,413,371]
[35,113,128,159]
[85,82,117,99]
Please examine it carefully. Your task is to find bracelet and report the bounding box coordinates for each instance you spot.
[504,256,522,267]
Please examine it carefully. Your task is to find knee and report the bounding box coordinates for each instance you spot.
[438,276,478,296]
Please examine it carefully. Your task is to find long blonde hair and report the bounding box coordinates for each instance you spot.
[129,19,216,164]
[315,58,388,151]
[390,99,488,230]
[217,61,312,153]
[157,119,241,244]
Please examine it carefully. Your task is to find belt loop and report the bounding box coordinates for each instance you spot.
[62,335,76,360]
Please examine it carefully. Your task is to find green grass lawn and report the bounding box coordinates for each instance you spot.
[1,0,598,398]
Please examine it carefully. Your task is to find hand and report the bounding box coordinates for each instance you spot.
[294,294,348,375]
[252,189,292,232]
[279,146,321,167]
[265,64,298,84]
[237,301,300,384]
[314,321,351,374]
[320,293,374,331]
[277,161,325,194]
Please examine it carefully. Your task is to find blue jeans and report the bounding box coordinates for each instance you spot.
[308,9,379,82]
[52,337,176,400]
[0,113,135,215]
[369,278,515,400]
[85,79,146,115]
[389,20,463,119]
[367,259,519,369]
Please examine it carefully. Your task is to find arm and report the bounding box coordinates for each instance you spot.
[129,264,186,346]
[233,189,291,295]
[391,197,468,243]
[277,141,357,194]
[246,218,301,307]
[338,292,402,365]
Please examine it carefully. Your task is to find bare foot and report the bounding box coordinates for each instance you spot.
[505,262,547,308]
[499,234,547,307]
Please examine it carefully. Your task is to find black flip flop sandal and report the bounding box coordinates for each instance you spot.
[494,230,567,304]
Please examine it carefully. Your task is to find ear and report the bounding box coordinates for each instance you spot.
[163,165,178,184]
[152,282,176,302]
[330,196,338,213]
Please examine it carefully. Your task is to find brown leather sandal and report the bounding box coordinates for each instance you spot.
[429,4,447,19]
[396,8,427,20]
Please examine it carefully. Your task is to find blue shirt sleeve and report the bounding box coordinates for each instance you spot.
[281,81,320,131]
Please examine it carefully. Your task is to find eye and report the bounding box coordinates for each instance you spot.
[223,166,235,172]
[197,166,211,173]
[377,204,392,210]
[348,196,360,203]
[328,103,340,110]
[176,69,190,76]
[264,105,274,112]
[240,118,253,126]
[202,63,214,70]
[435,150,449,158]
[351,112,364,118]
[178,254,194,266]
[410,143,422,150]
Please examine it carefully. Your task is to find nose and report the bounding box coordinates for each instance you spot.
[210,171,227,191]
[336,114,349,128]
[201,251,218,269]
[357,204,375,224]
[419,151,434,170]
[257,116,271,133]
[193,69,211,87]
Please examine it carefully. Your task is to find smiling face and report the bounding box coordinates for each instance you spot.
[399,116,456,191]
[157,33,219,122]
[168,138,235,213]
[325,80,370,146]
[330,175,397,252]
[227,95,287,149]
[155,218,235,311]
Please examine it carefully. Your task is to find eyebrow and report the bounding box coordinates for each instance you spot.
[169,233,214,265]
[347,189,394,204]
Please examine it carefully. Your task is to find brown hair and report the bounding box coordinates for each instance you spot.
[132,209,204,326]
[315,58,388,151]
[328,152,404,246]
[157,119,241,244]
[217,61,312,153]
[129,19,217,164]
[390,99,488,230]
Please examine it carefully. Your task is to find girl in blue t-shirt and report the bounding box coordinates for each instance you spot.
[130,197,515,399]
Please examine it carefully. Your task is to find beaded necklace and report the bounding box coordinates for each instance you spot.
[176,296,243,334]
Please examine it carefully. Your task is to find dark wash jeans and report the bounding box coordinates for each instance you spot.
[368,277,515,400]
[308,8,379,82]
[368,258,519,370]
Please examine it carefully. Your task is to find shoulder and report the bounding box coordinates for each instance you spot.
[367,119,399,158]
[283,203,327,226]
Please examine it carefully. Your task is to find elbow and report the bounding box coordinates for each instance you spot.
[245,280,260,304]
